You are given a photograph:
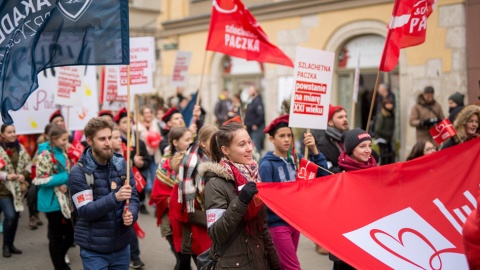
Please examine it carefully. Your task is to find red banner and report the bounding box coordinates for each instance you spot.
[257,138,480,269]
[296,158,319,181]
[430,119,456,145]
[132,166,146,193]
[67,140,85,164]
[206,0,294,67]
[379,0,436,72]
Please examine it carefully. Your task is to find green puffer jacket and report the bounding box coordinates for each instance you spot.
[199,162,280,270]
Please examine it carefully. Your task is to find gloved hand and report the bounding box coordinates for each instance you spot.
[422,118,438,127]
[238,182,258,205]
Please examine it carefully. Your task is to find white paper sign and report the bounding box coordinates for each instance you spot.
[288,47,335,130]
[170,51,192,87]
[117,37,155,95]
[54,66,84,106]
[2,67,99,134]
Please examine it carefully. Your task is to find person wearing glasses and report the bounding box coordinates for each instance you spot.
[406,140,437,161]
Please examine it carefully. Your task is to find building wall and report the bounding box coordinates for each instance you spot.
[156,0,467,159]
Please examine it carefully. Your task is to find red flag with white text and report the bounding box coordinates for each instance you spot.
[430,118,456,145]
[206,0,294,67]
[67,140,85,164]
[257,138,480,269]
[296,158,319,181]
[379,0,437,72]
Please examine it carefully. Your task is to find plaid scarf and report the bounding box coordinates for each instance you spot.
[177,144,209,213]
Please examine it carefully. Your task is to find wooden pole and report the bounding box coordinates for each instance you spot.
[125,66,131,206]
[350,100,356,130]
[366,70,381,133]
[65,106,69,131]
[134,94,140,154]
[304,128,310,158]
[195,50,208,106]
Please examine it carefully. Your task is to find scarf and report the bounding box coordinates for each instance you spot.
[338,151,377,172]
[32,147,71,219]
[1,140,21,153]
[177,144,209,213]
[220,158,263,220]
[326,126,342,142]
[0,145,31,212]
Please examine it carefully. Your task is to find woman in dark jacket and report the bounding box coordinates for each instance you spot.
[374,98,395,165]
[199,122,280,270]
[330,128,378,270]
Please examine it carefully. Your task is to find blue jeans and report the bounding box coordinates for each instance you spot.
[146,155,158,192]
[249,125,265,153]
[0,197,19,246]
[80,245,130,270]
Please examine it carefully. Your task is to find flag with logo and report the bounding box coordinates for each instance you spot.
[206,0,294,67]
[0,0,130,124]
[379,0,437,72]
[430,118,457,145]
[296,158,319,181]
[257,138,480,269]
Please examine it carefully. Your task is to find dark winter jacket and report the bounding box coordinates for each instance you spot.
[244,95,265,130]
[214,98,232,124]
[68,148,139,254]
[316,129,344,173]
[121,135,150,180]
[259,151,328,227]
[199,162,280,270]
[374,109,395,142]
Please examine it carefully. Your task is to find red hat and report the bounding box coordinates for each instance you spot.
[113,108,128,123]
[162,107,180,122]
[98,109,113,118]
[49,109,63,123]
[222,116,242,126]
[263,114,289,135]
[328,104,345,121]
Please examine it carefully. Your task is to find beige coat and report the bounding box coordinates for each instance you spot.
[409,94,445,144]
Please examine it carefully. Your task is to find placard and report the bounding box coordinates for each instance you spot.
[170,51,192,87]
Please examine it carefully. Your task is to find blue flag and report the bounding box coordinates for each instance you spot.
[181,91,198,127]
[0,0,130,124]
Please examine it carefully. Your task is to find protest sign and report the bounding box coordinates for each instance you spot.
[170,51,192,87]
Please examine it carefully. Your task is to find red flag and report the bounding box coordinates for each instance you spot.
[67,140,85,164]
[132,166,147,193]
[430,118,456,145]
[257,138,480,269]
[379,0,437,72]
[206,0,294,67]
[296,158,319,181]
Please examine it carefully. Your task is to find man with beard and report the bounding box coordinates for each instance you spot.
[409,86,445,144]
[69,117,139,270]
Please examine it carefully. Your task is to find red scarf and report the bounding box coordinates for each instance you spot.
[338,151,377,172]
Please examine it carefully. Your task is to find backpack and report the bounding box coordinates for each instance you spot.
[68,162,94,228]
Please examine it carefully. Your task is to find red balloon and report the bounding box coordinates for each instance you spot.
[146,131,161,148]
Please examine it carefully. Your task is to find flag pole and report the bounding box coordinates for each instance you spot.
[134,94,140,154]
[350,101,356,130]
[304,128,310,157]
[126,66,131,206]
[195,50,208,107]
[366,70,381,133]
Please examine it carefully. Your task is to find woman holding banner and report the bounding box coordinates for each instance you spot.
[331,128,377,269]
[0,124,32,258]
[442,105,480,149]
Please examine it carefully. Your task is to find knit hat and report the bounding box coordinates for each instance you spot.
[448,92,465,107]
[328,104,346,121]
[341,128,371,155]
[424,86,434,94]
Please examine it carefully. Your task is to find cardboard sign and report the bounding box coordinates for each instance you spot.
[289,47,335,130]
[170,51,192,87]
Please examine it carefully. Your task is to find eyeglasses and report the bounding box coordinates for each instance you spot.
[424,147,436,153]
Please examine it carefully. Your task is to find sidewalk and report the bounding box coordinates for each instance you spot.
[0,204,332,269]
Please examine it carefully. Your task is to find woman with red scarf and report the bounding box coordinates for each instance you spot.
[198,122,280,269]
[331,128,377,270]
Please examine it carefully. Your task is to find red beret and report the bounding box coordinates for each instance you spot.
[113,107,128,123]
[162,107,180,122]
[328,104,345,121]
[49,109,63,123]
[98,109,113,118]
[222,116,242,126]
[263,114,289,135]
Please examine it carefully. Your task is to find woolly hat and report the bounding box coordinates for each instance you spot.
[49,109,63,123]
[263,114,289,135]
[328,104,346,121]
[113,108,128,124]
[341,128,371,155]
[448,92,465,107]
[424,86,435,94]
[162,107,180,122]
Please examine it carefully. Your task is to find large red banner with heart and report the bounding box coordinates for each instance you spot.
[257,138,480,269]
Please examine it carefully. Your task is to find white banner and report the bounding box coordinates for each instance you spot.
[170,51,192,87]
[2,67,98,134]
[288,47,335,130]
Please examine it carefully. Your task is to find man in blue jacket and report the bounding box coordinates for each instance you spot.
[69,117,139,270]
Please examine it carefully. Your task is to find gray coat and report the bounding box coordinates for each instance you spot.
[199,162,280,270]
